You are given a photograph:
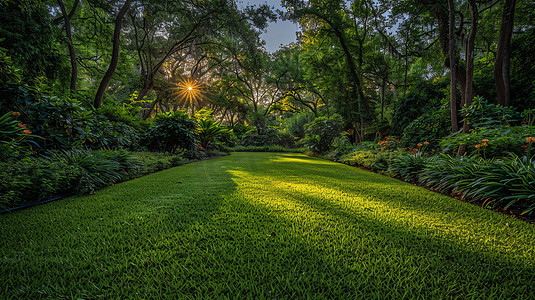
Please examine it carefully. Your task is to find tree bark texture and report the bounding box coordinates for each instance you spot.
[57,0,78,90]
[464,0,478,107]
[494,0,516,106]
[94,0,135,108]
[447,0,459,133]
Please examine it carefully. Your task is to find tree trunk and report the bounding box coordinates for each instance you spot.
[448,0,459,133]
[494,0,516,106]
[381,79,385,122]
[57,0,77,90]
[94,0,134,108]
[464,0,478,107]
[458,0,479,156]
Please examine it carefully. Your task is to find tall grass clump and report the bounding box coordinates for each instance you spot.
[419,154,535,214]
[46,149,140,194]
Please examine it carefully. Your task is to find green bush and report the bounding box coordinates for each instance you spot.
[338,149,401,173]
[142,111,197,154]
[338,150,377,169]
[0,111,38,159]
[99,101,146,131]
[303,115,344,153]
[48,149,140,194]
[281,112,315,139]
[231,124,253,141]
[390,79,447,136]
[277,130,297,148]
[328,135,356,161]
[461,96,520,129]
[401,107,450,148]
[0,156,81,209]
[389,151,434,181]
[240,126,280,146]
[439,126,535,157]
[130,152,187,174]
[197,119,230,150]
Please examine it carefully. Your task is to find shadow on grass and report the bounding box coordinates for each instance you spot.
[1,152,533,299]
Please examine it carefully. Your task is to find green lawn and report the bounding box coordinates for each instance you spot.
[1,152,534,299]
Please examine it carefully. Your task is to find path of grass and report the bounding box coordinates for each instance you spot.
[1,152,534,298]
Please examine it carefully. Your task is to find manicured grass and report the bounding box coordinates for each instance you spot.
[1,152,534,298]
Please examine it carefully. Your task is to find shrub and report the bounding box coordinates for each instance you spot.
[372,151,400,172]
[20,92,97,149]
[338,150,377,169]
[47,149,140,194]
[439,126,535,157]
[88,116,141,150]
[419,154,535,214]
[401,108,450,148]
[215,131,238,148]
[376,136,402,151]
[0,111,38,159]
[99,100,146,130]
[390,79,447,136]
[197,119,230,150]
[231,124,253,140]
[130,152,187,174]
[0,156,81,209]
[329,135,356,161]
[282,112,315,139]
[240,126,280,146]
[460,96,520,129]
[303,115,344,153]
[277,130,297,148]
[389,151,434,181]
[142,111,197,154]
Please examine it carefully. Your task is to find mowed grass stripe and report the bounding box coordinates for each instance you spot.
[1,152,534,299]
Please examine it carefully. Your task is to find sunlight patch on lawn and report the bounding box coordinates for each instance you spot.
[227,168,534,261]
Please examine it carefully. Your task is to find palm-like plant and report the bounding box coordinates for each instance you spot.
[197,119,229,149]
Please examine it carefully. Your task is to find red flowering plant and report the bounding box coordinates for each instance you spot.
[376,136,401,151]
[0,112,39,159]
[405,141,431,157]
[474,139,490,158]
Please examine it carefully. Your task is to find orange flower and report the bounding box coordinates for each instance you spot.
[17,124,26,128]
[475,144,481,149]
[423,141,429,145]
[481,139,489,143]
[527,137,535,143]
[23,129,31,135]
[12,112,21,117]
[417,143,423,147]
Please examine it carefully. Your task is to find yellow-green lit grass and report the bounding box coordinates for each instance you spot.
[1,152,534,299]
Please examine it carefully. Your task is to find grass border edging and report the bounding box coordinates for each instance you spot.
[0,153,228,214]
